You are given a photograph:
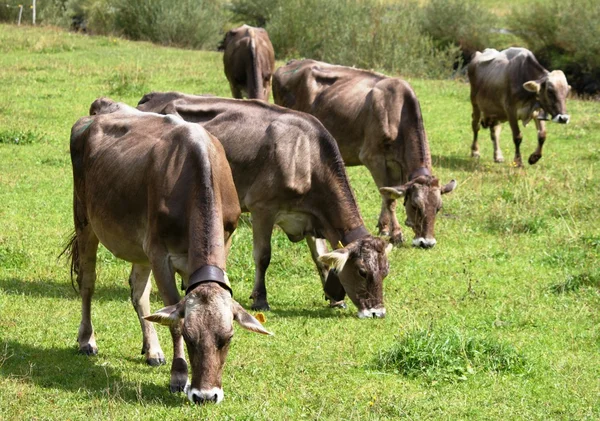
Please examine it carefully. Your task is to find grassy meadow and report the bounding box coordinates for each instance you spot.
[0,25,599,420]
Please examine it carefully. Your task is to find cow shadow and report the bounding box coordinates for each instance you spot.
[268,305,354,320]
[432,153,483,172]
[0,277,160,302]
[0,340,183,406]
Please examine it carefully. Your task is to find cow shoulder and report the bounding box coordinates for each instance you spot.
[367,77,414,143]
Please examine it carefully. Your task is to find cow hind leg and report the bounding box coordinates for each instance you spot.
[76,225,100,356]
[249,212,275,311]
[528,119,546,165]
[471,105,481,158]
[508,117,523,167]
[128,263,166,367]
[490,123,504,163]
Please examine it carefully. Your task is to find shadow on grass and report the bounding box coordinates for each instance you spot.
[432,153,484,172]
[0,340,183,406]
[0,277,147,302]
[268,306,355,320]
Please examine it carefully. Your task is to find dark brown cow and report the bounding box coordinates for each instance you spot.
[136,92,392,318]
[65,100,270,404]
[272,59,456,248]
[221,24,275,101]
[468,47,570,166]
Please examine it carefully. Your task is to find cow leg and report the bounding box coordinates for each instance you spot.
[471,104,481,158]
[528,119,546,165]
[128,263,166,367]
[361,152,404,244]
[76,225,100,356]
[305,236,346,308]
[490,123,504,163]
[147,248,188,393]
[229,83,243,99]
[508,117,523,167]
[249,212,275,310]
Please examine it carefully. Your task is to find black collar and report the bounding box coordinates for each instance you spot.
[340,225,370,247]
[408,167,431,181]
[185,265,232,297]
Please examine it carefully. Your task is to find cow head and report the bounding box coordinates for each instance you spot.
[523,70,570,124]
[319,236,392,318]
[145,283,271,404]
[380,177,457,248]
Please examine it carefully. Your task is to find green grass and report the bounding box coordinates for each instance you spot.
[1,24,599,420]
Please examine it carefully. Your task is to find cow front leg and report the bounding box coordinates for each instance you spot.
[229,82,243,99]
[508,116,523,167]
[361,152,404,244]
[490,123,504,163]
[305,236,346,308]
[128,264,165,367]
[471,104,481,158]
[148,249,188,393]
[528,119,546,165]
[76,225,99,356]
[250,212,275,310]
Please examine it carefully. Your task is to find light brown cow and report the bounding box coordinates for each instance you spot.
[137,92,392,318]
[221,24,275,101]
[468,47,570,166]
[65,100,270,404]
[272,59,456,248]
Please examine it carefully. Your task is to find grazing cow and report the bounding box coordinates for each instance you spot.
[272,59,456,248]
[136,92,392,318]
[468,47,570,166]
[221,24,275,101]
[65,100,270,404]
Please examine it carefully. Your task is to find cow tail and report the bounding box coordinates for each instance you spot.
[58,190,86,294]
[249,29,262,99]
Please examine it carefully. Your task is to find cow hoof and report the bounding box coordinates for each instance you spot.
[528,154,541,165]
[146,356,166,367]
[169,358,188,393]
[389,232,404,245]
[471,150,480,158]
[78,344,98,356]
[494,156,504,163]
[329,300,347,309]
[251,301,270,311]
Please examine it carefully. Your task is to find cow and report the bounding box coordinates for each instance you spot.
[136,92,392,318]
[64,100,271,404]
[221,24,275,101]
[272,59,456,248]
[468,47,570,166]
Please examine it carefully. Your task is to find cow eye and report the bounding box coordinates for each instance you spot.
[358,268,367,278]
[216,333,233,350]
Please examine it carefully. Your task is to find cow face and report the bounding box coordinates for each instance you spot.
[380,177,457,248]
[145,284,271,404]
[319,236,392,318]
[523,70,570,124]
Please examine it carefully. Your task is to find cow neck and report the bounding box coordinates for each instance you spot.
[408,167,431,181]
[185,265,232,297]
[337,225,370,248]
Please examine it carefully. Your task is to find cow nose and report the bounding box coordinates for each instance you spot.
[552,114,570,124]
[188,387,224,404]
[357,307,386,319]
[412,237,436,248]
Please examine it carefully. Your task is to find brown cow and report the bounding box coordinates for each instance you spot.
[221,24,275,101]
[65,100,270,404]
[136,92,392,318]
[468,47,570,166]
[272,59,456,248]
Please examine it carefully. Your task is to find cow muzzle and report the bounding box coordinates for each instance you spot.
[357,307,386,319]
[188,387,224,404]
[552,114,570,124]
[412,237,436,248]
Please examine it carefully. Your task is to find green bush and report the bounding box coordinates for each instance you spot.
[511,0,600,95]
[266,0,460,78]
[228,0,280,27]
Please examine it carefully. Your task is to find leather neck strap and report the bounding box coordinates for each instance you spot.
[409,167,431,181]
[340,225,370,247]
[185,265,232,297]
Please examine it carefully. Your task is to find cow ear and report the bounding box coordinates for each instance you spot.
[319,249,350,272]
[441,179,457,195]
[232,301,273,335]
[144,302,185,326]
[523,81,540,93]
[379,186,407,199]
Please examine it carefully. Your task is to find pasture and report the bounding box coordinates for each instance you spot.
[1,24,599,420]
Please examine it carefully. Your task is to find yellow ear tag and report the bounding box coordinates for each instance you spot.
[337,241,344,249]
[255,313,266,323]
